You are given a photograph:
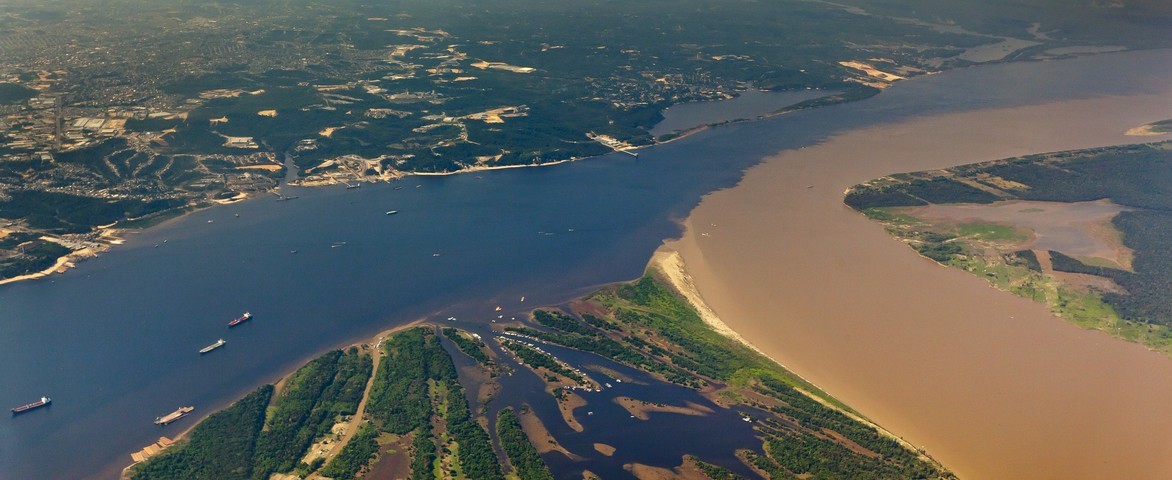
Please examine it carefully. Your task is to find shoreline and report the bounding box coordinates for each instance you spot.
[117,320,423,479]
[646,247,939,465]
[663,84,1172,479]
[0,240,111,286]
[0,87,850,289]
[0,248,92,286]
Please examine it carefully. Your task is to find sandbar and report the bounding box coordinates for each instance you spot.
[613,396,711,421]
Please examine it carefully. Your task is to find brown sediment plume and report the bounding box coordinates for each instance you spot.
[665,89,1172,480]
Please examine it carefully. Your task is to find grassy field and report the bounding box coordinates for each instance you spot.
[859,202,1172,358]
[849,141,1172,355]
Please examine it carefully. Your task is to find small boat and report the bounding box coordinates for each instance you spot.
[155,406,194,425]
[11,396,51,415]
[200,338,226,354]
[228,312,252,327]
[385,210,398,215]
[393,186,403,190]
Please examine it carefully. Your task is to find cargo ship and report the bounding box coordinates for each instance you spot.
[155,406,194,425]
[199,338,226,354]
[227,312,252,327]
[11,396,51,415]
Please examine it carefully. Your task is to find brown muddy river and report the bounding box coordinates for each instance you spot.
[668,53,1172,479]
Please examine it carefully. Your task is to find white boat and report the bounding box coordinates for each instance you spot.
[199,338,226,354]
[385,210,398,215]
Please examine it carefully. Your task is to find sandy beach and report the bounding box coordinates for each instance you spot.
[665,90,1172,480]
[0,245,103,286]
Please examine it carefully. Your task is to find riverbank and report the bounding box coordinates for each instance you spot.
[0,87,848,289]
[664,84,1172,479]
[0,223,128,286]
[118,321,420,479]
[647,248,932,460]
[294,89,853,188]
[0,246,98,286]
[843,141,1172,357]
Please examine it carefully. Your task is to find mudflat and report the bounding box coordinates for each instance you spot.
[905,199,1133,265]
[666,89,1172,479]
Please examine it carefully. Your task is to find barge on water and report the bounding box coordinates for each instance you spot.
[11,396,51,415]
[227,312,252,327]
[199,338,226,354]
[155,406,194,425]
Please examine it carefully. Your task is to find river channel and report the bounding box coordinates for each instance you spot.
[1,49,1169,478]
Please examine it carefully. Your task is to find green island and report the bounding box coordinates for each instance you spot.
[495,407,554,480]
[126,270,951,479]
[845,140,1172,355]
[1144,119,1172,134]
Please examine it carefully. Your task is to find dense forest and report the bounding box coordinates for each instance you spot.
[496,407,554,480]
[129,348,371,480]
[251,348,372,478]
[129,386,273,480]
[441,327,492,366]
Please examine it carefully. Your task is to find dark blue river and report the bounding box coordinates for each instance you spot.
[1,49,1169,479]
